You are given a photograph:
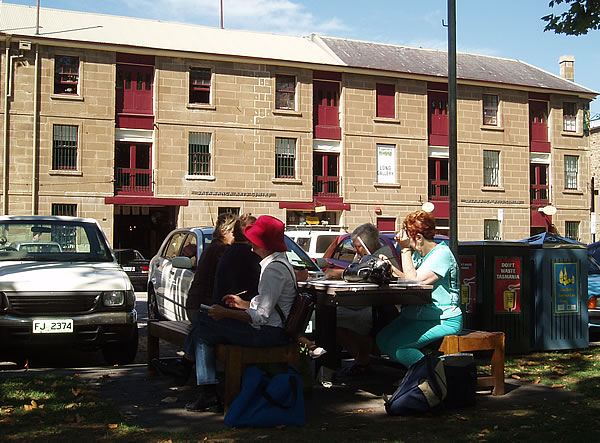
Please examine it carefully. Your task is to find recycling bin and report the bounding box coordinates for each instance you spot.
[524,233,589,351]
[458,241,532,354]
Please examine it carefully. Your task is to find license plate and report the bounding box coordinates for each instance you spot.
[32,319,74,334]
[123,266,135,271]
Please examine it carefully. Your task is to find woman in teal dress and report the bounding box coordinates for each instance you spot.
[376,210,462,368]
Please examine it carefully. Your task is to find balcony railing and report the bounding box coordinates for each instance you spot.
[115,167,152,195]
[429,180,449,201]
[313,176,339,197]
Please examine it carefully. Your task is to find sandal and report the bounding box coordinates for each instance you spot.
[308,345,327,359]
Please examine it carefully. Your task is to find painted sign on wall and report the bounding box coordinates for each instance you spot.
[495,257,521,313]
[459,255,476,313]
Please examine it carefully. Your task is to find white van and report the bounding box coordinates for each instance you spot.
[285,229,344,260]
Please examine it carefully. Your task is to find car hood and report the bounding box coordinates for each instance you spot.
[0,261,131,292]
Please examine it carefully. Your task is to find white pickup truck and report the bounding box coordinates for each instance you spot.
[0,215,138,365]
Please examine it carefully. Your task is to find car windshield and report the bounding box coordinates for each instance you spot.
[0,219,113,262]
[284,236,320,272]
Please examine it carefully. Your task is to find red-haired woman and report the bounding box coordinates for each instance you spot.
[376,210,462,368]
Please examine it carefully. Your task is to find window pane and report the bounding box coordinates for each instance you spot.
[52,125,78,170]
[51,203,77,217]
[565,155,578,190]
[275,137,296,178]
[276,75,295,110]
[376,83,395,118]
[565,221,579,241]
[190,68,211,104]
[483,150,500,187]
[189,132,211,175]
[563,102,577,132]
[54,56,79,94]
[483,94,498,126]
[484,220,501,240]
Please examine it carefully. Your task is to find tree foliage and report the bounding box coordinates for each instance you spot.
[542,0,600,35]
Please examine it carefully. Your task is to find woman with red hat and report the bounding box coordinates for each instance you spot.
[175,215,297,412]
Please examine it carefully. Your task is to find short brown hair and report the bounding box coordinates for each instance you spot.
[403,210,436,241]
[233,213,257,242]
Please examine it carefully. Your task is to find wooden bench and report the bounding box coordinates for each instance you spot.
[438,330,505,396]
[147,320,299,411]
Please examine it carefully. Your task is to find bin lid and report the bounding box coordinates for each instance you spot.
[519,232,585,248]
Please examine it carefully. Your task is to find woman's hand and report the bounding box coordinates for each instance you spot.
[394,228,410,250]
[222,294,250,310]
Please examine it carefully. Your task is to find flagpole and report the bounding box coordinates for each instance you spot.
[36,0,40,35]
[220,0,224,29]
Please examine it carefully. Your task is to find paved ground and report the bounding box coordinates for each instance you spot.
[0,291,584,433]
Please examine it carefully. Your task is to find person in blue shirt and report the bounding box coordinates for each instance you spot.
[376,210,462,368]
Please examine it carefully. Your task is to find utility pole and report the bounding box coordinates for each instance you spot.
[448,0,458,256]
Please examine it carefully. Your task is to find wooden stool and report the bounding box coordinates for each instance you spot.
[439,330,505,395]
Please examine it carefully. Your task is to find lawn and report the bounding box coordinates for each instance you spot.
[2,346,600,442]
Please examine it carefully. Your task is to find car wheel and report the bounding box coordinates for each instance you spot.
[147,287,160,320]
[102,326,139,365]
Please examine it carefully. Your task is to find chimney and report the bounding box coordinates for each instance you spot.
[559,55,575,81]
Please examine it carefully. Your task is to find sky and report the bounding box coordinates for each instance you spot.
[5,0,600,116]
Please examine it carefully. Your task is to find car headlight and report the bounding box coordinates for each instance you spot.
[102,291,125,306]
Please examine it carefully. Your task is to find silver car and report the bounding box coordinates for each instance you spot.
[147,226,323,321]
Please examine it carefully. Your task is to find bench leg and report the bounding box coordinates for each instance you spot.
[490,341,505,396]
[223,349,243,413]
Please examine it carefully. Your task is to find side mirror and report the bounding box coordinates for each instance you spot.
[172,256,192,269]
[314,257,328,269]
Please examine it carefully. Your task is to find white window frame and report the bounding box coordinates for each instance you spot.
[483,150,500,187]
[484,219,501,240]
[564,155,579,190]
[275,74,297,111]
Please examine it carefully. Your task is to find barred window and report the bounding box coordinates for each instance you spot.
[484,219,501,240]
[276,75,295,110]
[52,125,78,170]
[563,102,577,132]
[54,56,79,95]
[483,94,498,126]
[565,221,580,241]
[51,203,77,216]
[483,150,500,187]
[189,68,211,104]
[564,155,578,190]
[189,132,211,175]
[275,137,296,179]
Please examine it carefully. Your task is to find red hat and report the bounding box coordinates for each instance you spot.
[244,215,287,252]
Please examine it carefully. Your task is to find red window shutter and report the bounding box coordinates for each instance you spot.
[376,84,395,118]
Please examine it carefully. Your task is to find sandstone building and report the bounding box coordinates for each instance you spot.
[0,4,596,257]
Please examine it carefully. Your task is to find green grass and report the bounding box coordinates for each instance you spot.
[2,348,600,442]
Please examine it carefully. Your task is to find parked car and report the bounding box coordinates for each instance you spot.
[285,229,344,260]
[114,248,149,291]
[0,216,138,365]
[587,243,600,336]
[148,227,323,321]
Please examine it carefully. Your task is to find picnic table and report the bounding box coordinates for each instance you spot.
[299,279,433,370]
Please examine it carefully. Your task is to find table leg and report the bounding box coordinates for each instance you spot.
[315,304,338,371]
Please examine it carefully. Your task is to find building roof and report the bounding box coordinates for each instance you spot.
[0,3,595,98]
[0,4,341,65]
[315,36,596,96]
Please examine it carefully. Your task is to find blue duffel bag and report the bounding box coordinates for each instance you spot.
[225,365,305,427]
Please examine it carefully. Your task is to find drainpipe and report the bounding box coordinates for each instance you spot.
[32,43,40,214]
[3,39,11,215]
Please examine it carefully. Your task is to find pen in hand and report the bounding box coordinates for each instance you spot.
[233,290,247,297]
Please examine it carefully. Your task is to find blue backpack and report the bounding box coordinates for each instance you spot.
[383,355,448,415]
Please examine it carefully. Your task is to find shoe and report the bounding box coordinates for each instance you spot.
[308,345,327,359]
[185,390,223,413]
[151,358,192,386]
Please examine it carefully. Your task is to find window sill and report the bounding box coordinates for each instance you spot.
[186,103,216,111]
[481,186,505,192]
[564,189,583,195]
[272,178,302,185]
[561,131,582,137]
[49,169,82,176]
[480,125,504,132]
[185,174,215,181]
[374,182,401,189]
[373,117,400,124]
[50,94,83,102]
[273,109,302,117]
